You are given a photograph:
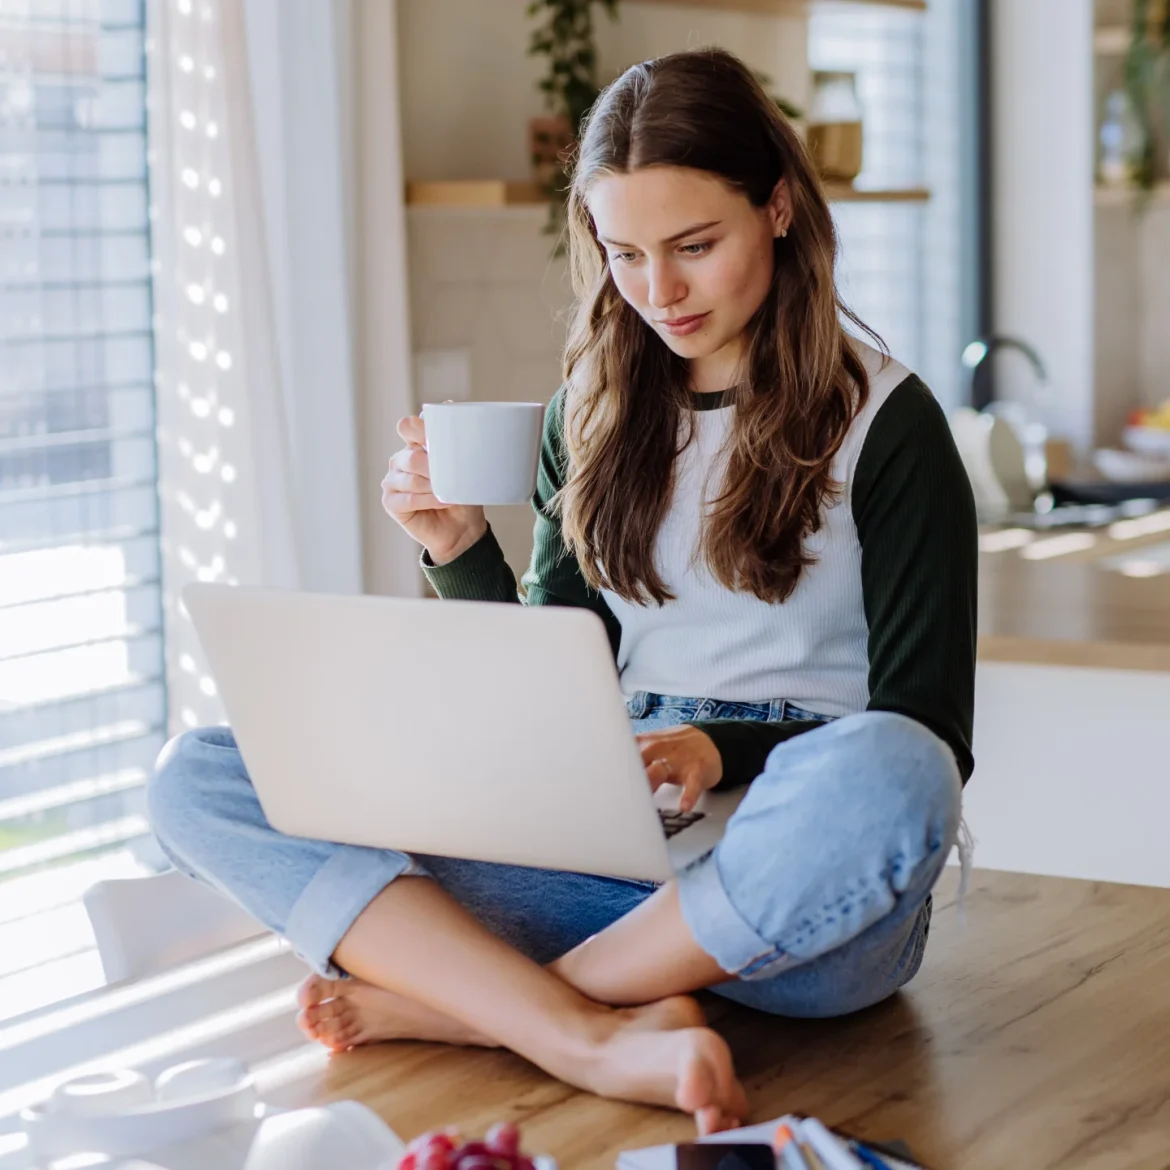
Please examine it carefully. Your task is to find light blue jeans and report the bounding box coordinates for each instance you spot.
[147,693,965,1018]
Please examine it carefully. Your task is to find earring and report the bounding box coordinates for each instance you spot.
[780,228,788,238]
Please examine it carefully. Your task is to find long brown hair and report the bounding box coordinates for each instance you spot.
[556,47,884,606]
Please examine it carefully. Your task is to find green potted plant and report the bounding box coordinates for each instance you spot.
[1125,0,1170,189]
[527,0,619,234]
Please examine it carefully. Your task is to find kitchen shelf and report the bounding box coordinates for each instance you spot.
[1095,181,1170,208]
[1093,25,1128,55]
[629,0,926,12]
[406,180,931,207]
[823,183,930,202]
[405,180,547,207]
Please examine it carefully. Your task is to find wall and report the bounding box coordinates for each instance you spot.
[1138,203,1170,412]
[405,205,570,574]
[397,0,808,182]
[1093,203,1144,443]
[992,0,1096,453]
[1093,198,1170,440]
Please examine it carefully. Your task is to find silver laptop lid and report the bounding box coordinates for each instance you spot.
[182,584,675,882]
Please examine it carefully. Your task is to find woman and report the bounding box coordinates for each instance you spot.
[149,48,976,1134]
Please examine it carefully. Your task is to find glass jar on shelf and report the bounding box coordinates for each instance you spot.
[807,71,863,183]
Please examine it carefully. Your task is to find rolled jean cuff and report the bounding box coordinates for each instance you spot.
[284,845,425,977]
[677,851,793,981]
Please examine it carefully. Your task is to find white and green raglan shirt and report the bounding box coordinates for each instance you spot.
[422,340,978,788]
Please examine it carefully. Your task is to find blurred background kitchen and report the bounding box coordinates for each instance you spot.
[1,0,1168,1044]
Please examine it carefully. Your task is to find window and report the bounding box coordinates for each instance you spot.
[811,0,972,410]
[0,0,166,1020]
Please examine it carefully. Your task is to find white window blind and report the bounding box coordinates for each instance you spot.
[0,0,166,1016]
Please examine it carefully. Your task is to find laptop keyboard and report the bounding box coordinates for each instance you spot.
[658,808,706,839]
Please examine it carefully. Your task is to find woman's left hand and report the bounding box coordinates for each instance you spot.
[636,724,723,813]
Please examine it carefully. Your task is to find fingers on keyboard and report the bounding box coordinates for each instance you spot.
[658,809,706,839]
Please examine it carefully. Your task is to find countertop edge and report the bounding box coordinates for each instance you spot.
[978,634,1170,674]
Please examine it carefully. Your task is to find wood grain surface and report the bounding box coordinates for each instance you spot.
[275,867,1170,1170]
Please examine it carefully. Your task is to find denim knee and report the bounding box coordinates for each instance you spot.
[764,710,962,872]
[847,711,959,846]
[678,709,963,981]
[146,725,238,873]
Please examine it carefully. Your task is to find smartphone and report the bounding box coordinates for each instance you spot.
[674,1144,775,1170]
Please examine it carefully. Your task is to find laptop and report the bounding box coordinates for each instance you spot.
[182,583,747,883]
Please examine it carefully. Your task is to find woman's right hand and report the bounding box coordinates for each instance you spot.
[382,415,487,566]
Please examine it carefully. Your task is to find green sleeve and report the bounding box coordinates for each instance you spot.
[421,388,623,657]
[691,376,978,789]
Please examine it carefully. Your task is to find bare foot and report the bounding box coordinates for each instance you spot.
[297,974,498,1052]
[581,1021,749,1135]
[297,975,743,1130]
[296,974,707,1054]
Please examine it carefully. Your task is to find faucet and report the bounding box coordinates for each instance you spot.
[958,334,1053,507]
[960,334,1047,411]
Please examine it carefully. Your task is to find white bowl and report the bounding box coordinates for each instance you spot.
[22,1061,259,1159]
[48,1068,153,1116]
[243,1102,404,1170]
[1122,426,1170,458]
[1092,447,1170,483]
[155,1057,249,1102]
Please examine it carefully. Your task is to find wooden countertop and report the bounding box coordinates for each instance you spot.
[275,867,1170,1170]
[977,512,1170,673]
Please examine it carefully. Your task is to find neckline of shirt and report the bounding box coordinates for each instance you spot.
[685,387,736,411]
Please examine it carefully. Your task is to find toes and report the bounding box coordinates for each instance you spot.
[299,997,350,1036]
[317,1014,354,1052]
[318,1013,344,1039]
[297,973,343,1010]
[297,974,325,1009]
[696,1105,726,1137]
[295,1008,319,1041]
[304,996,348,1034]
[696,1103,744,1136]
[675,1030,748,1134]
[676,1040,717,1116]
[299,995,362,1052]
[335,1024,362,1049]
[721,1065,750,1124]
[296,977,375,1053]
[729,1081,750,1122]
[314,997,349,1023]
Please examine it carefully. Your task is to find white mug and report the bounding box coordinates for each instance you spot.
[421,401,545,506]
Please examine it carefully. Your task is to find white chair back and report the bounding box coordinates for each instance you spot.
[83,870,265,983]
